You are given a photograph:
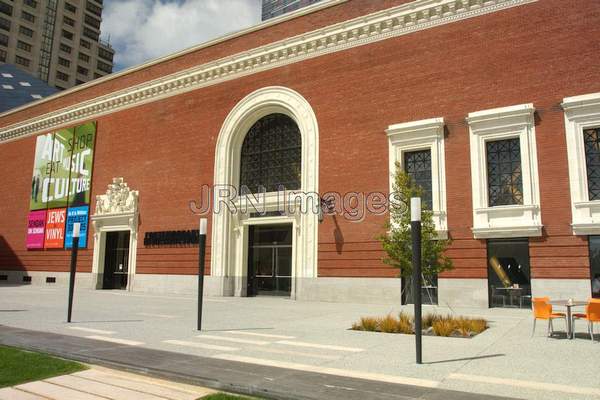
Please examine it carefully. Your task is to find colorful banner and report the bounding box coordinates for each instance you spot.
[26,210,47,249]
[27,122,96,250]
[44,208,67,249]
[68,122,96,207]
[29,134,54,211]
[46,128,75,209]
[65,206,89,249]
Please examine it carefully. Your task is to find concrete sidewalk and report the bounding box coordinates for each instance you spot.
[0,286,598,400]
[0,365,214,400]
[0,325,513,400]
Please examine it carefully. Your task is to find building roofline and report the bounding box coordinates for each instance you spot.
[0,0,348,118]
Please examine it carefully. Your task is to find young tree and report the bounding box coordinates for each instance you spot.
[378,163,453,280]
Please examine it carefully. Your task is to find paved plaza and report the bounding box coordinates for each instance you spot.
[0,285,598,400]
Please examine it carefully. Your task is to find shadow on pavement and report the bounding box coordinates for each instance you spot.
[424,353,505,365]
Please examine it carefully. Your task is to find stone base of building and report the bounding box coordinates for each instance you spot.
[437,278,489,309]
[295,277,402,304]
[1,271,592,308]
[0,270,93,288]
[530,279,591,301]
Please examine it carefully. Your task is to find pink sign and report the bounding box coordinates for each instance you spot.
[26,210,46,249]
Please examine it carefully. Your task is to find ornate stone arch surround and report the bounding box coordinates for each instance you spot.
[210,86,319,298]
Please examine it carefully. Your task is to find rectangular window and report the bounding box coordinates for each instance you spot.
[80,39,91,49]
[78,52,90,63]
[15,55,31,67]
[75,79,86,85]
[94,72,103,79]
[0,16,9,31]
[84,14,100,30]
[65,2,76,13]
[583,128,600,201]
[83,27,98,41]
[77,65,88,76]
[0,2,12,16]
[0,48,6,61]
[17,40,32,52]
[58,57,70,67]
[63,16,75,26]
[0,32,8,46]
[589,236,600,298]
[98,47,114,62]
[21,11,35,23]
[97,60,112,74]
[19,25,34,37]
[59,43,72,53]
[24,0,37,8]
[488,238,531,308]
[486,138,523,207]
[404,149,432,209]
[62,29,73,40]
[56,70,69,81]
[86,1,102,17]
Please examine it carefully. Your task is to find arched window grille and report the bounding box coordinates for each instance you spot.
[239,113,301,194]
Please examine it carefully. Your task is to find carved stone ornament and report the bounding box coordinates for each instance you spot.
[94,177,139,215]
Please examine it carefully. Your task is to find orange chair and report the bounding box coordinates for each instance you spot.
[532,297,566,337]
[572,299,600,342]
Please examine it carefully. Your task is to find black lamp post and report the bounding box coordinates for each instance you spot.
[411,197,422,364]
[197,218,207,331]
[67,222,80,323]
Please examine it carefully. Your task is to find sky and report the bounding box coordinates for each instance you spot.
[102,0,262,71]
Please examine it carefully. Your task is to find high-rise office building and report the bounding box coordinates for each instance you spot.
[0,0,114,90]
[262,0,322,20]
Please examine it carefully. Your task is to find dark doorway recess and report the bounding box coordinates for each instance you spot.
[103,231,130,290]
[247,224,292,297]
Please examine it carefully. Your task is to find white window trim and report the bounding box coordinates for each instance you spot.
[467,103,542,239]
[386,117,448,239]
[562,92,600,235]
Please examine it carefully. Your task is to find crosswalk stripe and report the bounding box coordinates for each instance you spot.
[448,373,600,397]
[196,335,269,345]
[253,347,339,360]
[224,331,295,339]
[275,340,364,352]
[85,336,144,346]
[212,354,439,388]
[163,340,239,352]
[67,327,116,335]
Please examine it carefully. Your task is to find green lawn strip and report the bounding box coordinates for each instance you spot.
[200,393,262,400]
[0,345,87,388]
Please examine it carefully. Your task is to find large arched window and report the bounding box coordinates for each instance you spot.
[240,113,301,193]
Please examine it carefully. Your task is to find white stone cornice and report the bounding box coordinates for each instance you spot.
[562,92,600,112]
[0,0,536,143]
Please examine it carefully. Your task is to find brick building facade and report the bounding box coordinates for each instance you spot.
[1,0,599,307]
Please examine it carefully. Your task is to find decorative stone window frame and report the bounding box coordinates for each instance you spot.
[386,117,448,239]
[562,92,600,235]
[467,103,542,238]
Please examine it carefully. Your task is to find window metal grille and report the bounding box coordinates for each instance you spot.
[486,138,523,206]
[584,127,600,201]
[404,149,432,208]
[240,113,301,193]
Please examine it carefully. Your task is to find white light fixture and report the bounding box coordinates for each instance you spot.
[411,197,421,222]
[199,218,207,235]
[73,222,81,238]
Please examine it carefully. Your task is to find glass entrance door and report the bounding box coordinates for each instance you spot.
[247,224,292,296]
[103,231,130,290]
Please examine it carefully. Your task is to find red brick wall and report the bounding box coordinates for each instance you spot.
[1,0,599,280]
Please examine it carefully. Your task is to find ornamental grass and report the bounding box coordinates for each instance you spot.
[351,312,488,338]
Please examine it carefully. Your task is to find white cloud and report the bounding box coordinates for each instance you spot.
[102,0,262,70]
